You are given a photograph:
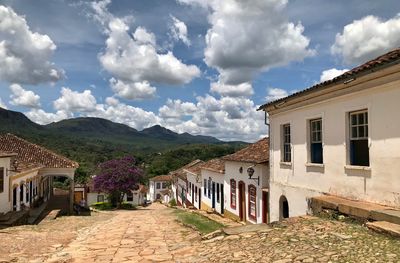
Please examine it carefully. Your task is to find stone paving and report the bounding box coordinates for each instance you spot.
[1,203,400,262]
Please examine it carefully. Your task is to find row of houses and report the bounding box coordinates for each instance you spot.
[148,48,400,224]
[148,138,270,224]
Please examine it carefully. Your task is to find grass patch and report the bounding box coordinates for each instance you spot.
[173,209,224,234]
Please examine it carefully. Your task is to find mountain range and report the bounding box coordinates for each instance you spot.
[0,107,245,173]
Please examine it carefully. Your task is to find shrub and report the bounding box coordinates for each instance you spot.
[91,202,113,210]
[169,198,177,207]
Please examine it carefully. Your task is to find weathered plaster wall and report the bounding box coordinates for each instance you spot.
[269,72,400,222]
[0,157,10,213]
[224,161,268,224]
[200,169,225,215]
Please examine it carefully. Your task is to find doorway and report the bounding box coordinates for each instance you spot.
[279,195,289,220]
[212,182,216,209]
[198,187,201,210]
[220,184,224,214]
[262,191,268,223]
[12,187,17,211]
[238,181,246,221]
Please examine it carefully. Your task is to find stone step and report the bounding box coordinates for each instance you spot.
[311,195,400,222]
[223,224,271,235]
[366,221,400,237]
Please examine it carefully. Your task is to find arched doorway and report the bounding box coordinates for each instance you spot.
[279,195,289,220]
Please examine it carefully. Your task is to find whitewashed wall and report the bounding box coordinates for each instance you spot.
[186,172,202,209]
[176,177,187,206]
[268,71,400,222]
[224,161,268,224]
[148,180,169,201]
[201,169,225,214]
[0,157,11,213]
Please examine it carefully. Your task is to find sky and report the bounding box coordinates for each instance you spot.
[0,0,400,142]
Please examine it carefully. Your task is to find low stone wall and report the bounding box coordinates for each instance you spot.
[223,209,240,222]
[200,201,212,212]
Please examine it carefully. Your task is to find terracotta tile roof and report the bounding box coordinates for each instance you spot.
[170,159,204,181]
[223,138,269,164]
[199,158,225,174]
[259,47,400,110]
[150,174,172,182]
[139,184,148,194]
[0,133,79,169]
[184,160,205,176]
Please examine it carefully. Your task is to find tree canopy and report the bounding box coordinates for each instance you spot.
[93,156,143,206]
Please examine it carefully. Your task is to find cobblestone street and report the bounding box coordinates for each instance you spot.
[1,203,400,262]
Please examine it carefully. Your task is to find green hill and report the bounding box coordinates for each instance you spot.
[0,107,247,177]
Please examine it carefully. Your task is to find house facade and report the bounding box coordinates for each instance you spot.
[85,181,147,206]
[259,48,400,222]
[148,174,171,201]
[184,160,204,209]
[223,138,269,224]
[0,133,78,214]
[170,159,203,207]
[199,158,225,214]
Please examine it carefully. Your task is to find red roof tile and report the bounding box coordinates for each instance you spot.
[0,133,79,169]
[170,159,204,181]
[199,158,225,174]
[150,174,172,182]
[223,138,269,164]
[184,160,205,176]
[259,47,400,110]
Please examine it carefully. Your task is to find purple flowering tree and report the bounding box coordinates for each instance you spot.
[93,156,143,207]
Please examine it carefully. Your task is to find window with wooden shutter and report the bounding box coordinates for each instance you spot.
[248,185,256,220]
[230,179,236,209]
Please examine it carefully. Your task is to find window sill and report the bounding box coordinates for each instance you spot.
[305,163,324,168]
[344,165,371,171]
[280,162,292,167]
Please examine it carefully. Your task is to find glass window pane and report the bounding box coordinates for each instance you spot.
[351,127,357,138]
[358,126,364,138]
[358,113,364,124]
[351,114,357,125]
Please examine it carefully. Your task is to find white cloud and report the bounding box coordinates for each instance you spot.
[320,68,349,82]
[9,84,41,108]
[25,109,70,125]
[210,81,253,97]
[91,0,200,100]
[0,97,7,109]
[89,98,160,130]
[265,88,289,102]
[331,15,400,64]
[183,0,314,86]
[54,87,97,113]
[159,95,266,141]
[170,15,191,46]
[159,99,196,120]
[0,5,63,85]
[110,78,156,100]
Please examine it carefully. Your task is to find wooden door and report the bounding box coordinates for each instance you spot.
[238,181,246,221]
[262,191,268,223]
[74,191,83,204]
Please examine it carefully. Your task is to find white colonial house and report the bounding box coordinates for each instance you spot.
[85,180,147,206]
[184,160,204,209]
[259,48,400,222]
[222,138,269,224]
[148,175,171,202]
[0,133,78,215]
[170,159,203,207]
[199,158,225,214]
